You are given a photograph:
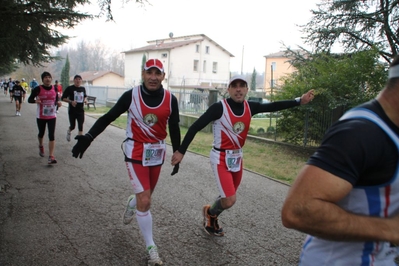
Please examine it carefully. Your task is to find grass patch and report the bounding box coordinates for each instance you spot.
[86,106,312,184]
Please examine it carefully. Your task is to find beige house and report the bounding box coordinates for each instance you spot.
[70,71,125,87]
[263,51,297,96]
[123,34,234,90]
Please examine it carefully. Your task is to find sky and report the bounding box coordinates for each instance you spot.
[61,0,321,73]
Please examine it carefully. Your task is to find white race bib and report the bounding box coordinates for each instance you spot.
[142,142,166,166]
[42,105,56,116]
[74,91,85,103]
[225,149,242,172]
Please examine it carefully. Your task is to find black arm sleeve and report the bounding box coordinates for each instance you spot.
[87,90,132,139]
[178,102,223,154]
[27,87,40,103]
[61,87,69,100]
[168,95,181,152]
[249,100,300,115]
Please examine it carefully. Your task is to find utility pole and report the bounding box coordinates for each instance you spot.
[269,64,274,128]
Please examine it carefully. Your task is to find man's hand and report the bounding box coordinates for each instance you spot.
[300,89,315,105]
[171,163,179,176]
[171,151,184,175]
[171,151,184,166]
[72,134,93,159]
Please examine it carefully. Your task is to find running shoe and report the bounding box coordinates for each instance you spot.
[202,205,224,236]
[66,130,71,142]
[39,145,45,157]
[48,156,57,164]
[122,194,136,225]
[147,245,163,266]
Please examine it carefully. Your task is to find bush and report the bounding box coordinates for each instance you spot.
[267,126,275,133]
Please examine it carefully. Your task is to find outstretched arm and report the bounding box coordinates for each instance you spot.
[171,102,222,166]
[72,90,132,159]
[251,89,315,114]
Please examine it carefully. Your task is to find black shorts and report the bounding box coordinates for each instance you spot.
[14,96,22,102]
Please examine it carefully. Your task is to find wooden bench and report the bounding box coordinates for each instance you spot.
[86,96,96,110]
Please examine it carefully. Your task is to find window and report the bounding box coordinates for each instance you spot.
[203,60,206,73]
[161,53,167,58]
[196,45,199,53]
[271,62,277,87]
[212,62,217,73]
[205,46,210,54]
[193,60,199,72]
[271,62,277,71]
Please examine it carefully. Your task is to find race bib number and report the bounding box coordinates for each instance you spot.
[142,142,166,166]
[42,105,56,116]
[74,91,84,103]
[225,149,242,172]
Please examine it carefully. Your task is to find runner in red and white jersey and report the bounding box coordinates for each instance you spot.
[71,59,180,266]
[171,75,314,237]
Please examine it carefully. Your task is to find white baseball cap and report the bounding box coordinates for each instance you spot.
[228,75,247,87]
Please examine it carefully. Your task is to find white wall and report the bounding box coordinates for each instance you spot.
[124,35,232,89]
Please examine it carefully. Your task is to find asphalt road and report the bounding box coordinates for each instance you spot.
[0,93,306,266]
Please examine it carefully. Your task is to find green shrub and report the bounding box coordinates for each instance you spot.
[267,126,275,133]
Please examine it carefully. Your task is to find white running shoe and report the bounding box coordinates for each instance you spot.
[122,194,136,225]
[66,130,71,142]
[147,246,163,266]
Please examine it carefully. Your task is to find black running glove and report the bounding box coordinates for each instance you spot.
[171,163,179,176]
[72,134,93,159]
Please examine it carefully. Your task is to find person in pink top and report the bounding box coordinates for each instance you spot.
[28,72,62,164]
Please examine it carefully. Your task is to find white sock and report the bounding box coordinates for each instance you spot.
[136,210,155,248]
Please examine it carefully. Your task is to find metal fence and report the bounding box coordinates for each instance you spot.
[86,85,336,148]
[85,85,128,105]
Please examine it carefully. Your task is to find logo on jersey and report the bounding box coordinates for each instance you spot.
[233,121,245,134]
[143,113,158,127]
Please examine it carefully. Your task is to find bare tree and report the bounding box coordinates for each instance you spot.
[10,39,125,82]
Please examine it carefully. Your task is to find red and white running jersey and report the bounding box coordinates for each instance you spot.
[212,99,251,150]
[36,85,57,119]
[124,86,172,160]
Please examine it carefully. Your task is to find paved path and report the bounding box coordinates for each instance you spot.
[0,94,306,266]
